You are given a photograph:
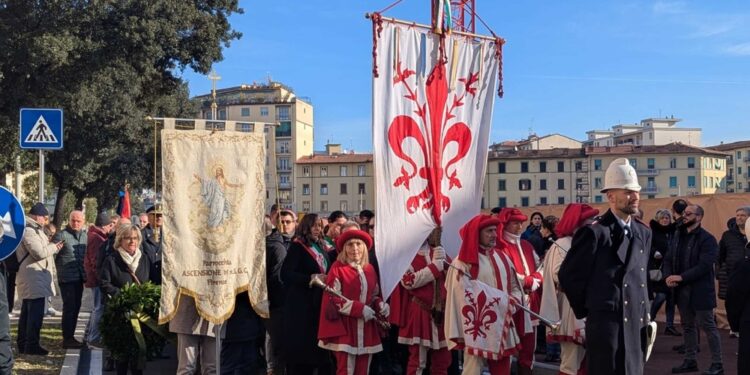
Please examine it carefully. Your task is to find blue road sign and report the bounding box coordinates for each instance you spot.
[0,186,26,261]
[20,108,64,150]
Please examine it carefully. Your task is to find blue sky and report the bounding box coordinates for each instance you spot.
[182,0,750,152]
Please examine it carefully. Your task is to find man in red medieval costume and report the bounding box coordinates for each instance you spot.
[317,229,389,375]
[445,214,523,375]
[496,208,543,375]
[390,228,452,375]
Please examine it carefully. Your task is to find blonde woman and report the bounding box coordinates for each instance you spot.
[318,229,388,375]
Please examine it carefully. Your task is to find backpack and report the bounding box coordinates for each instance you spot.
[2,223,32,273]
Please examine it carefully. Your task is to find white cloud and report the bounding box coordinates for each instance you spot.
[652,1,687,15]
[724,42,750,56]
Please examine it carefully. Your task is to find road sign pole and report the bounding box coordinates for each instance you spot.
[39,150,45,203]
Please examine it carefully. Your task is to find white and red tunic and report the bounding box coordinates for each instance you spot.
[318,260,383,355]
[500,232,542,333]
[390,243,450,349]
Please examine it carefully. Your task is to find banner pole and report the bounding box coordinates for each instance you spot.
[215,323,222,373]
[38,150,45,203]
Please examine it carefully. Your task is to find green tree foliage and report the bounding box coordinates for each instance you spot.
[0,0,242,225]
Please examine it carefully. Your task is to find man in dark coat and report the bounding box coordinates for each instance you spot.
[559,158,651,375]
[663,205,724,375]
[726,228,750,374]
[52,210,88,349]
[265,209,296,375]
[717,207,749,303]
[140,205,163,284]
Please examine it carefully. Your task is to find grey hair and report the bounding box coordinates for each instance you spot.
[736,206,750,216]
[654,209,672,222]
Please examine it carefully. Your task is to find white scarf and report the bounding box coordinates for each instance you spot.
[117,247,142,274]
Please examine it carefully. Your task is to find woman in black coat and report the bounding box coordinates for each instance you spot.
[280,213,332,375]
[726,253,750,374]
[99,224,151,375]
[648,209,681,336]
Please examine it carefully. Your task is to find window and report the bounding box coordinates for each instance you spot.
[557,161,564,172]
[519,179,532,190]
[277,106,290,121]
[275,121,292,137]
[739,167,743,176]
[521,162,529,173]
[498,198,507,208]
[302,184,310,195]
[278,141,289,154]
[303,166,311,177]
[648,195,655,199]
[594,195,603,203]
[321,167,328,176]
[594,159,602,171]
[320,201,328,212]
[539,197,548,205]
[669,176,677,188]
[575,161,583,172]
[737,151,742,159]
[594,177,602,189]
[279,175,290,185]
[340,183,347,195]
[647,158,655,169]
[320,184,329,195]
[358,165,366,176]
[340,200,348,211]
[647,177,655,188]
[340,166,348,176]
[260,107,269,117]
[358,183,366,194]
[241,107,250,117]
[558,197,565,205]
[498,162,506,173]
[540,179,547,190]
[557,179,565,190]
[688,176,696,188]
[687,157,695,169]
[278,158,290,171]
[539,161,547,173]
[521,197,529,207]
[498,180,506,191]
[670,158,677,168]
[628,158,637,169]
[302,201,310,211]
[218,109,227,120]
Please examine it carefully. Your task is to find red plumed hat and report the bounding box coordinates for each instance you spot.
[555,204,599,238]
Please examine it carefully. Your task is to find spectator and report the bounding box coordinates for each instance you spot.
[83,212,117,348]
[718,206,749,339]
[663,205,724,375]
[358,209,375,232]
[141,205,162,284]
[138,213,149,230]
[672,199,689,224]
[521,212,545,258]
[538,215,561,361]
[725,218,750,374]
[17,203,63,355]
[52,210,88,349]
[649,209,680,336]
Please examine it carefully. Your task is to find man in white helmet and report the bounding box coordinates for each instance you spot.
[559,158,652,375]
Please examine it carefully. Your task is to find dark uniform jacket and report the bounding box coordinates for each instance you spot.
[266,230,292,310]
[662,224,718,311]
[726,256,750,374]
[559,209,651,375]
[140,225,162,285]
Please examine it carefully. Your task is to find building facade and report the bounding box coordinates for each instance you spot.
[193,81,313,210]
[294,145,374,217]
[490,133,582,152]
[708,140,750,193]
[484,143,728,209]
[585,117,701,147]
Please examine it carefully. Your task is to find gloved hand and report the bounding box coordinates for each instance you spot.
[362,305,376,322]
[431,246,446,269]
[378,301,390,318]
[508,296,519,315]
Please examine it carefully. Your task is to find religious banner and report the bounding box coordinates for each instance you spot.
[372,18,502,298]
[158,129,268,324]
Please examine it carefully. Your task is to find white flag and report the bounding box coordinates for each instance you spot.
[373,21,500,299]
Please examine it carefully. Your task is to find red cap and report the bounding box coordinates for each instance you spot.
[496,208,528,226]
[335,229,373,252]
[555,204,599,238]
[458,214,501,279]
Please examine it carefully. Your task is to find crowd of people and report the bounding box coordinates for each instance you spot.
[0,156,748,375]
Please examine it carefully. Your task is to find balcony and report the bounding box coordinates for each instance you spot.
[278,182,291,189]
[576,190,590,197]
[637,169,659,176]
[745,156,750,162]
[727,176,734,183]
[641,185,659,194]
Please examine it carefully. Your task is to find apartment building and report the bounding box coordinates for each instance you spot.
[708,140,750,193]
[490,133,582,152]
[484,143,728,209]
[193,81,313,210]
[294,144,374,216]
[585,117,701,147]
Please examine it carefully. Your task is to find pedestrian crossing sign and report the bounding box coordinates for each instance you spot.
[19,108,64,149]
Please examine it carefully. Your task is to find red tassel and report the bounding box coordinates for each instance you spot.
[495,37,505,98]
[371,13,384,78]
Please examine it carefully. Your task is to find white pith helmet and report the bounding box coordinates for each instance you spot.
[601,158,641,193]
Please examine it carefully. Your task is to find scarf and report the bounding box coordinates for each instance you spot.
[117,247,142,274]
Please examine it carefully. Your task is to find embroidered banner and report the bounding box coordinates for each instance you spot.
[373,20,501,299]
[159,129,268,324]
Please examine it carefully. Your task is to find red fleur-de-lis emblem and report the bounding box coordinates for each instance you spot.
[388,61,477,225]
[461,288,501,340]
[401,271,416,288]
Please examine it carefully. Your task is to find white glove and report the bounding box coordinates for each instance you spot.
[432,246,446,269]
[530,278,541,292]
[362,305,376,322]
[378,301,390,318]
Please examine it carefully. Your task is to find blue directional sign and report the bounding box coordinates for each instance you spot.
[0,186,26,261]
[19,108,64,150]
